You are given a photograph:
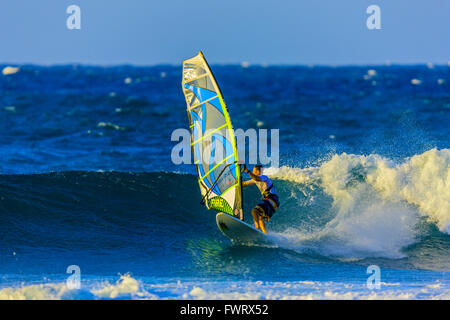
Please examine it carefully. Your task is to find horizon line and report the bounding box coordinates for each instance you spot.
[1,61,449,69]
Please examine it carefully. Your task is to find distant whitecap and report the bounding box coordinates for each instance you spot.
[2,66,19,75]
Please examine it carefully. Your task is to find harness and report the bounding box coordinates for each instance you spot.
[262,183,279,210]
[262,183,274,198]
[255,180,280,222]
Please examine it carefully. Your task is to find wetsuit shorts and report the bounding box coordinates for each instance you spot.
[255,193,280,220]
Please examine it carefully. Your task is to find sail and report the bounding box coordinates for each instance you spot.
[181,51,242,217]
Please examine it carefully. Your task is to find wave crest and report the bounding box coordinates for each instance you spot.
[265,148,450,258]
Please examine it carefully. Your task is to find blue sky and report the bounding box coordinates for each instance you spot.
[0,0,448,65]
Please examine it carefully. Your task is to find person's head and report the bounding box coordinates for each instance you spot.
[253,164,263,175]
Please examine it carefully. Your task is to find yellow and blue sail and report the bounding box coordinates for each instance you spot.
[181,51,242,216]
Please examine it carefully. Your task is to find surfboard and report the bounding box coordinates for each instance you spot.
[216,212,267,243]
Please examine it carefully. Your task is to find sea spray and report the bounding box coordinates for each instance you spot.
[266,148,450,258]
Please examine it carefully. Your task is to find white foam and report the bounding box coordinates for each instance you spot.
[97,121,124,131]
[150,278,449,300]
[0,276,447,300]
[367,149,450,233]
[265,149,450,257]
[92,274,156,299]
[0,283,66,300]
[0,274,156,300]
[2,66,19,76]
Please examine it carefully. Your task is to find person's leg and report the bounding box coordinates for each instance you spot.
[252,205,270,233]
[251,207,262,230]
[258,216,267,234]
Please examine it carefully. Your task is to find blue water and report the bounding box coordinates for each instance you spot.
[0,64,449,299]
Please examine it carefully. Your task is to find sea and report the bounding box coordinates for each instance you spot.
[0,63,448,299]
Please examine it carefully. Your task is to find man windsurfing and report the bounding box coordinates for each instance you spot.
[242,164,280,233]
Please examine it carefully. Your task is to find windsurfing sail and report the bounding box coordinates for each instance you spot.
[181,51,242,217]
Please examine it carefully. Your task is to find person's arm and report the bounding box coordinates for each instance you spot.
[242,180,256,187]
[242,165,262,181]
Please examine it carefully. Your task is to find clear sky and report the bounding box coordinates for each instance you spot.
[0,0,448,65]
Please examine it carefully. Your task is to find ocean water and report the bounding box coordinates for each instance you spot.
[0,64,449,299]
